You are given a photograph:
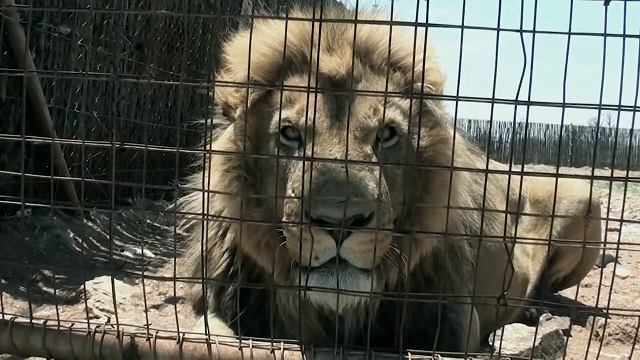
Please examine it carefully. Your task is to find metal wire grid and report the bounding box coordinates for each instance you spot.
[0,0,638,359]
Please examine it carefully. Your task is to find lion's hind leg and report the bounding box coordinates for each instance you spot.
[516,178,603,325]
[544,196,603,294]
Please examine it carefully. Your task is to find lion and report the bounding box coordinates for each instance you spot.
[513,175,603,325]
[176,4,603,355]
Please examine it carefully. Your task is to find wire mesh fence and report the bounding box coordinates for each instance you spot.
[0,0,639,359]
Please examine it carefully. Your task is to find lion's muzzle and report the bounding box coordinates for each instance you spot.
[284,170,392,268]
[281,160,394,312]
[307,180,376,244]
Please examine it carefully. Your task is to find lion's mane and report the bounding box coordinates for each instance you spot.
[176,4,602,355]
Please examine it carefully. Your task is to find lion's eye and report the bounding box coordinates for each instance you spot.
[279,125,302,147]
[376,124,399,148]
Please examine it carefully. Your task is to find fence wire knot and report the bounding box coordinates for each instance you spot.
[40,319,53,358]
[7,317,20,356]
[152,330,159,354]
[68,322,79,360]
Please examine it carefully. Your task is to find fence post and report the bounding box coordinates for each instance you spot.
[2,0,82,216]
[569,124,574,168]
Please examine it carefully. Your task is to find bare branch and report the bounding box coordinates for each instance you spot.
[1,0,82,216]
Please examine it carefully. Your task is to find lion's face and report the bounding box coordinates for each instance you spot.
[257,73,419,313]
[206,8,450,316]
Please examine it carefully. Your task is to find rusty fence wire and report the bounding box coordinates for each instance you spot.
[0,0,639,359]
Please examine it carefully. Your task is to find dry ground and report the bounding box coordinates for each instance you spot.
[0,165,639,360]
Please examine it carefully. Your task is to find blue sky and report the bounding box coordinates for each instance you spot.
[339,0,640,129]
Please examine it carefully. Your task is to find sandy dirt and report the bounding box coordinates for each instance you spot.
[1,165,639,360]
[524,165,640,360]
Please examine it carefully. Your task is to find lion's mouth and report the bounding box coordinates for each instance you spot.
[292,257,373,277]
[290,256,376,312]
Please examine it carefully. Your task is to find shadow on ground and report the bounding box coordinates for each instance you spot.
[0,198,186,307]
[538,293,610,327]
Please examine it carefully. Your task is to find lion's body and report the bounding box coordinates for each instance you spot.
[452,163,604,340]
[177,5,603,355]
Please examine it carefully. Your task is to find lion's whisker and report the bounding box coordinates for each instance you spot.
[382,252,399,268]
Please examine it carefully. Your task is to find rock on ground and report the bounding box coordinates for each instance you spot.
[488,314,571,359]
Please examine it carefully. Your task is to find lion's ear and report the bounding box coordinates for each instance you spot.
[408,32,447,95]
[413,70,446,97]
[213,69,269,123]
[410,73,446,110]
[211,18,294,123]
[411,45,446,98]
[406,47,447,123]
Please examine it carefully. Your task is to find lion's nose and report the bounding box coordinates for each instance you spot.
[308,183,375,243]
[309,211,375,243]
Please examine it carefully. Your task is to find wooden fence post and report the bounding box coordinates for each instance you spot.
[568,124,574,168]
[2,0,82,216]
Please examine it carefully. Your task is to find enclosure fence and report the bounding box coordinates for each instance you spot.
[1,0,639,359]
[457,118,640,171]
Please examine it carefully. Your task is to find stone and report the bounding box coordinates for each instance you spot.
[83,275,139,317]
[488,315,571,359]
[614,266,631,279]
